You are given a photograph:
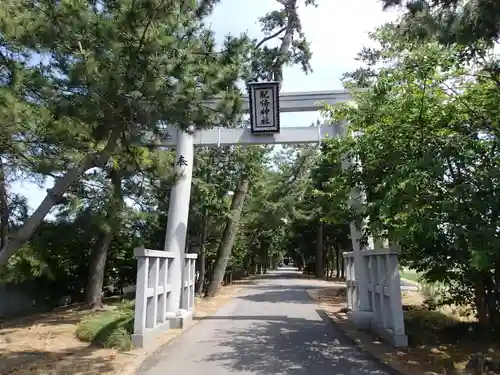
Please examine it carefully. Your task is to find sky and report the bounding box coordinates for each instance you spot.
[12,0,400,211]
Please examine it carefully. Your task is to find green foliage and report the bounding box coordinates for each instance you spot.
[382,0,500,49]
[323,21,500,326]
[250,0,316,82]
[0,214,143,304]
[1,0,246,135]
[0,0,254,265]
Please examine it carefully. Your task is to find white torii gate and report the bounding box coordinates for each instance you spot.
[131,84,407,348]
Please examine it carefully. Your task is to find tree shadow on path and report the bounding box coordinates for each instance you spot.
[235,286,329,305]
[197,311,401,375]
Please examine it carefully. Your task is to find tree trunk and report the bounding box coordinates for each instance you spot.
[195,209,208,295]
[250,253,257,274]
[325,245,329,280]
[0,158,9,249]
[243,254,251,275]
[493,265,500,327]
[474,274,489,328]
[315,219,324,278]
[328,245,334,278]
[0,132,119,267]
[85,230,114,309]
[483,271,500,327]
[84,168,124,309]
[205,177,249,297]
[335,244,341,278]
[271,0,297,83]
[340,252,345,278]
[262,240,269,274]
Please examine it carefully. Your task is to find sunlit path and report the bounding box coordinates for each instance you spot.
[137,270,400,375]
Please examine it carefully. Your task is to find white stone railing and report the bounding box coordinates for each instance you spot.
[181,253,197,312]
[131,248,176,348]
[343,248,408,347]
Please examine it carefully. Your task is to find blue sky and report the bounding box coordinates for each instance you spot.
[12,0,399,211]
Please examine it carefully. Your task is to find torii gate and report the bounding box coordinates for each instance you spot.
[131,83,408,348]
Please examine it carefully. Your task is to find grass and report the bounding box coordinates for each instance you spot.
[402,304,500,372]
[75,300,135,351]
[73,281,250,352]
[399,269,420,283]
[312,286,500,375]
[401,291,500,372]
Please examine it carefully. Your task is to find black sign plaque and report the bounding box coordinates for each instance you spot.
[248,81,280,134]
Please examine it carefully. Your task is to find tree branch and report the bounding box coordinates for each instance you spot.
[256,26,287,49]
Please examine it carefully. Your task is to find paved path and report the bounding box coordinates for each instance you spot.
[137,270,401,375]
[400,278,418,291]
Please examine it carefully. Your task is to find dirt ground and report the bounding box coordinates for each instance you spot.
[0,280,254,375]
[309,284,500,375]
[3,276,498,375]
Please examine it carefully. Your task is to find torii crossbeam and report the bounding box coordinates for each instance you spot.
[144,89,350,147]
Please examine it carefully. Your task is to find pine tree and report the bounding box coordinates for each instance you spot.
[382,0,500,47]
[0,0,249,266]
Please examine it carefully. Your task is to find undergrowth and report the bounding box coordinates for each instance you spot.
[75,300,135,351]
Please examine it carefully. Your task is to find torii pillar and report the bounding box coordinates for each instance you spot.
[163,127,195,328]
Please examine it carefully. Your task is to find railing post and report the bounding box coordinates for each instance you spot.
[182,254,189,310]
[166,253,175,313]
[377,254,389,328]
[181,253,198,313]
[343,252,355,311]
[145,257,159,329]
[190,258,196,309]
[372,254,381,327]
[387,250,407,347]
[368,254,379,325]
[158,257,168,323]
[133,253,148,339]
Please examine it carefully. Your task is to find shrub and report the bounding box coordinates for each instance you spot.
[75,301,135,351]
[419,280,448,310]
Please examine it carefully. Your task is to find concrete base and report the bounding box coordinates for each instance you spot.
[132,310,195,349]
[347,310,373,329]
[168,309,193,330]
[131,320,171,349]
[372,323,408,348]
[346,311,408,348]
